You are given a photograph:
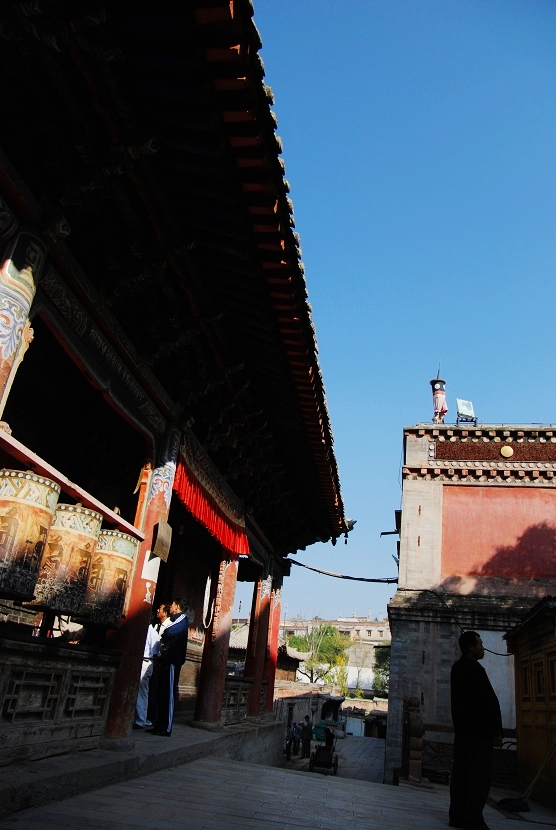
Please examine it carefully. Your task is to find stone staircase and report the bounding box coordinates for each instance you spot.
[1,756,550,830]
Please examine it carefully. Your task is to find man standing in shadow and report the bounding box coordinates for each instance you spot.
[449,631,503,830]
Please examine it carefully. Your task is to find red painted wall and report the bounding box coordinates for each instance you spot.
[442,486,556,578]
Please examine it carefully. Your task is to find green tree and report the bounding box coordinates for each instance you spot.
[288,624,351,683]
[334,652,349,696]
[348,641,373,697]
[373,645,391,695]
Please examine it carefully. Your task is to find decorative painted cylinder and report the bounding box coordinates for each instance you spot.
[31,505,103,614]
[81,530,141,627]
[0,470,60,600]
[0,230,47,417]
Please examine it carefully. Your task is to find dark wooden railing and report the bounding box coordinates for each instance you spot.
[222,677,269,724]
[222,677,251,724]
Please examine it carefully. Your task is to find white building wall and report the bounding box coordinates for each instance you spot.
[347,666,374,690]
[345,715,366,737]
[479,629,515,730]
[398,477,443,590]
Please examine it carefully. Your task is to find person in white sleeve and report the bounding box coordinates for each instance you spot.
[133,603,171,729]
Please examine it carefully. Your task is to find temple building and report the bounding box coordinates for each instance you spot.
[386,423,556,783]
[0,0,347,765]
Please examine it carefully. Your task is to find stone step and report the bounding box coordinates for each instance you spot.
[0,720,283,820]
[2,756,547,830]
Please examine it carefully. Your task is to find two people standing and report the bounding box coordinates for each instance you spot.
[134,598,189,737]
[285,715,313,760]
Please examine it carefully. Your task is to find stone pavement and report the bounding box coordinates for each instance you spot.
[0,720,283,819]
[284,735,385,783]
[1,756,554,830]
[336,735,385,783]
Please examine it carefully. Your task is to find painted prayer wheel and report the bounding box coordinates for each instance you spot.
[0,469,60,600]
[81,530,140,627]
[31,504,103,614]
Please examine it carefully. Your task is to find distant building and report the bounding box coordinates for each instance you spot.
[273,683,345,730]
[227,622,310,680]
[342,698,388,738]
[280,616,391,691]
[386,424,556,783]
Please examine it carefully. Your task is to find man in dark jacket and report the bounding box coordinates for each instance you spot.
[285,723,294,760]
[147,597,189,737]
[292,722,301,756]
[449,630,502,830]
[301,715,313,759]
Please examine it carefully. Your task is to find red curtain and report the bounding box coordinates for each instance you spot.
[172,459,250,555]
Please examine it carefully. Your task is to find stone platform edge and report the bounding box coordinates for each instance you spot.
[0,719,285,819]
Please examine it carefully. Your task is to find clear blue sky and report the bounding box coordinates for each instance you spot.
[234,0,556,621]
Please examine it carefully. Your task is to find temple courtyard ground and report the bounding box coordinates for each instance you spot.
[1,736,555,830]
[284,734,386,783]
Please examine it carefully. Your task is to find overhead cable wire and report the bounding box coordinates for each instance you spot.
[286,559,398,584]
[285,567,510,656]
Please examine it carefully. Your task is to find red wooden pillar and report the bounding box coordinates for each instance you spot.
[264,583,282,712]
[103,426,180,740]
[194,550,238,728]
[244,575,272,718]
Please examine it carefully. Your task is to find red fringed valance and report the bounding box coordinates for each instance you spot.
[173,458,250,555]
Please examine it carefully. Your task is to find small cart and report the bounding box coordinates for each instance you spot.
[309,727,338,775]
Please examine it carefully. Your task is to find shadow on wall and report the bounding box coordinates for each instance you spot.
[440,522,556,597]
[478,522,556,578]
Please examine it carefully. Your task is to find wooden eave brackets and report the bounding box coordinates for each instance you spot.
[195,0,347,541]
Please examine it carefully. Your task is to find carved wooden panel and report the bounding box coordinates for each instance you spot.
[222,677,251,724]
[0,636,118,765]
[1,667,63,723]
[63,672,111,720]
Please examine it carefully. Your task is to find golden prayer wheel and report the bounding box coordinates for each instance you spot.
[30,504,103,614]
[0,469,60,600]
[81,530,140,627]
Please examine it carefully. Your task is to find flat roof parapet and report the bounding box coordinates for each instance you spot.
[405,424,556,442]
[403,423,556,484]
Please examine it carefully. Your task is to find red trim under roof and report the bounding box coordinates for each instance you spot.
[173,457,250,556]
